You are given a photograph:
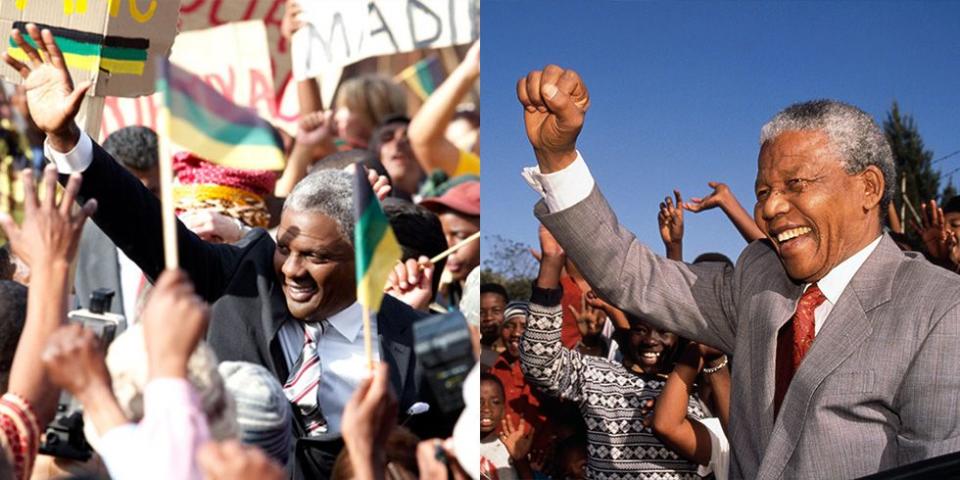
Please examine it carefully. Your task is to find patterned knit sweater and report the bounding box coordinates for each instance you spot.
[522,286,707,480]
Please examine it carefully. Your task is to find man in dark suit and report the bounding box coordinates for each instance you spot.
[4,24,424,479]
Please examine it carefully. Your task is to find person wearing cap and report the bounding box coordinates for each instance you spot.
[172,151,277,244]
[218,361,293,465]
[420,179,480,309]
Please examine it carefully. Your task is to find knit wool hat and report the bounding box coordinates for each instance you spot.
[217,361,293,464]
[503,301,530,321]
[172,151,277,228]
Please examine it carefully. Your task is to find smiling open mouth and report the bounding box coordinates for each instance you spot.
[777,226,812,243]
[286,284,317,302]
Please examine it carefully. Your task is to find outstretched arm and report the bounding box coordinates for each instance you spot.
[520,65,738,353]
[684,182,764,243]
[4,23,248,303]
[408,42,479,176]
[652,343,713,466]
[521,226,590,402]
[659,190,684,261]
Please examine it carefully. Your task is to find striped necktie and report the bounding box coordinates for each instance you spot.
[283,322,328,436]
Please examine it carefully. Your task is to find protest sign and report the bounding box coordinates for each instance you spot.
[0,0,179,97]
[100,20,287,141]
[292,0,479,106]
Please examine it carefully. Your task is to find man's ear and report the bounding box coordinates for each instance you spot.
[859,165,885,212]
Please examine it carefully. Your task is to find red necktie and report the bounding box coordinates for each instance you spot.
[774,283,827,418]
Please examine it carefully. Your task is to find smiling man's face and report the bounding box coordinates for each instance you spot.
[274,209,356,322]
[754,130,883,283]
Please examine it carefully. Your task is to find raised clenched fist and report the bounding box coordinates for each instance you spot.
[517,65,590,173]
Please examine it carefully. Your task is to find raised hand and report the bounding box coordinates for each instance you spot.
[180,210,244,244]
[517,65,590,172]
[569,291,607,339]
[385,256,435,311]
[500,416,535,462]
[658,190,684,260]
[585,291,631,331]
[41,324,110,402]
[297,110,336,147]
[684,181,732,213]
[3,24,91,151]
[0,165,97,267]
[535,225,566,289]
[915,199,951,261]
[140,269,210,379]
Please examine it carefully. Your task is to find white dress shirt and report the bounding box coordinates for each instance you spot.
[278,303,381,440]
[522,151,883,334]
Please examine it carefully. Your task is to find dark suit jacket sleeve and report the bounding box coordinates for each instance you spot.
[536,185,739,354]
[66,141,246,303]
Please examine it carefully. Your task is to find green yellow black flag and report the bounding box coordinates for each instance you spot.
[353,164,403,312]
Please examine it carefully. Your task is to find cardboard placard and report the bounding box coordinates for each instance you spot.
[100,20,279,143]
[0,0,179,97]
[292,0,479,107]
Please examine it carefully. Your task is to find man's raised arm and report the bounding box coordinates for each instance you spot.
[3,23,241,302]
[517,65,738,352]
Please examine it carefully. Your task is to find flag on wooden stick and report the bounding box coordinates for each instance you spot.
[155,58,284,171]
[353,164,403,313]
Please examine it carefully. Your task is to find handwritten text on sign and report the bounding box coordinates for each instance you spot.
[292,0,479,81]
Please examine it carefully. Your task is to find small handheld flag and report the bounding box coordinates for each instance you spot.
[155,58,285,171]
[353,164,403,368]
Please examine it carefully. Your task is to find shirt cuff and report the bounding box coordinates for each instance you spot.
[44,130,93,173]
[521,151,595,212]
[530,284,563,306]
[97,422,139,479]
[144,378,199,410]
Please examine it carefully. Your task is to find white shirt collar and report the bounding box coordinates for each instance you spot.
[326,302,363,342]
[810,235,883,304]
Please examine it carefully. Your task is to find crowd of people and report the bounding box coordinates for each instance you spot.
[477,64,960,480]
[0,2,481,478]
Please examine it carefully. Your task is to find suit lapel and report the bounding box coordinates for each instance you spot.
[265,280,292,382]
[378,297,413,396]
[759,235,900,478]
[749,278,803,454]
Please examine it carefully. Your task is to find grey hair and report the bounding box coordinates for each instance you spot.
[283,169,355,245]
[759,99,896,209]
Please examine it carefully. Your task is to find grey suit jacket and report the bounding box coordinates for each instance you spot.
[537,186,960,479]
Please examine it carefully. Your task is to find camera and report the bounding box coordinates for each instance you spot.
[39,289,125,461]
[413,310,474,415]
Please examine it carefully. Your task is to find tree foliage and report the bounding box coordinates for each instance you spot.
[481,234,538,301]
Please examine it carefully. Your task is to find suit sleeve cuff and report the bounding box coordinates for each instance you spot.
[530,284,563,306]
[44,130,93,173]
[521,151,595,212]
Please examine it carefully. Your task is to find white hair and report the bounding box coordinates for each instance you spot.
[760,99,896,208]
[283,169,355,245]
[84,325,237,452]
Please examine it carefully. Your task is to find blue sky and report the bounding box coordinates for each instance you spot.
[481,0,960,266]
